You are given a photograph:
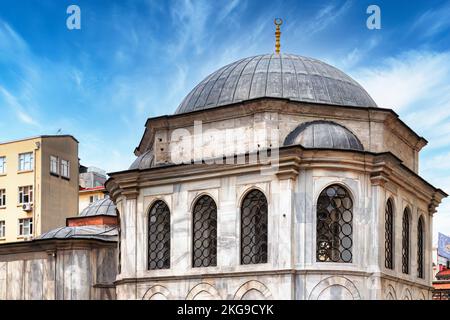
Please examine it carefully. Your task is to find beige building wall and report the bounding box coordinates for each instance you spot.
[79,188,106,213]
[0,136,78,242]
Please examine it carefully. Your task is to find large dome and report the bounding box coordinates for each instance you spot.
[175,53,377,114]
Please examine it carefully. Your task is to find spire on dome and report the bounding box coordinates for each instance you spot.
[274,18,283,54]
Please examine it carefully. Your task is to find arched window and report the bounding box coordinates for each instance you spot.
[241,189,268,265]
[192,195,217,268]
[402,208,411,274]
[417,216,424,278]
[385,199,394,269]
[148,200,171,270]
[316,184,353,263]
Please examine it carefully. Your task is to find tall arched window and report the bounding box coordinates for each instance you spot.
[316,184,353,263]
[385,199,394,269]
[402,208,411,274]
[148,200,171,270]
[192,195,217,268]
[417,216,424,278]
[241,189,268,265]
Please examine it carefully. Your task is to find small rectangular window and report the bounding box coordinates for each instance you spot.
[18,186,33,204]
[50,155,59,175]
[61,159,70,179]
[0,221,5,238]
[0,189,5,207]
[0,157,6,174]
[89,195,99,203]
[18,152,33,171]
[18,218,32,236]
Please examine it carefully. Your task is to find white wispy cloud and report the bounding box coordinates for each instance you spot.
[410,1,450,39]
[299,0,352,37]
[355,50,450,112]
[0,86,37,125]
[0,20,28,55]
[353,50,450,244]
[169,0,211,55]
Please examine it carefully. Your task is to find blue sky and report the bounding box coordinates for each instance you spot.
[0,0,449,242]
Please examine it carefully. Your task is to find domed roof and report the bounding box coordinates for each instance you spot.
[175,53,377,114]
[284,120,363,151]
[129,150,154,170]
[79,197,117,217]
[37,225,117,241]
[37,197,118,241]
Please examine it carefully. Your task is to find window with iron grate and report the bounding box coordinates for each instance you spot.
[316,185,353,263]
[241,189,268,265]
[417,216,424,278]
[385,199,394,269]
[402,208,411,274]
[148,201,171,270]
[192,196,217,268]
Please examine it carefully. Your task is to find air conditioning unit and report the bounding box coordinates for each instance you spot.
[22,203,33,212]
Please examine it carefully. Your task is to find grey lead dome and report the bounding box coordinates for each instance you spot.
[284,120,364,151]
[79,197,117,217]
[175,53,377,114]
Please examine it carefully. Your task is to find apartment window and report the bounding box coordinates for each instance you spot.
[89,195,100,203]
[0,221,5,238]
[0,157,6,174]
[18,218,32,236]
[0,189,5,207]
[50,156,59,175]
[61,159,70,179]
[18,186,33,204]
[18,152,33,171]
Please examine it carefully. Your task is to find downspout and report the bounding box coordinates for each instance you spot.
[33,141,40,238]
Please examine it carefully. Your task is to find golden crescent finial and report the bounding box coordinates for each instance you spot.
[274,18,283,26]
[274,18,283,54]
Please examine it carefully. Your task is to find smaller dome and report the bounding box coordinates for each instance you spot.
[79,197,117,217]
[129,149,154,170]
[284,120,363,151]
[38,225,117,241]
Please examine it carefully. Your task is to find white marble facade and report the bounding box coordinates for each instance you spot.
[107,54,447,300]
[110,138,441,300]
[109,170,431,299]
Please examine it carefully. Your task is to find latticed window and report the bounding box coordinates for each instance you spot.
[402,208,410,274]
[316,184,353,263]
[241,189,268,265]
[385,199,394,269]
[417,216,424,278]
[192,195,217,268]
[148,201,170,270]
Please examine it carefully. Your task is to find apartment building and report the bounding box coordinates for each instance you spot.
[0,135,78,242]
[79,165,108,212]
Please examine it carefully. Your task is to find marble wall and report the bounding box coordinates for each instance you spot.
[115,165,433,300]
[154,109,420,173]
[0,243,117,300]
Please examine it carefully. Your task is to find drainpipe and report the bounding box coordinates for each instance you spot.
[33,141,40,238]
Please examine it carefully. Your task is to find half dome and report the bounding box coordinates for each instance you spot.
[175,53,377,114]
[284,120,363,151]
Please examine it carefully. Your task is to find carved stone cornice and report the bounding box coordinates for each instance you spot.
[275,156,301,180]
[106,146,447,215]
[370,155,393,186]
